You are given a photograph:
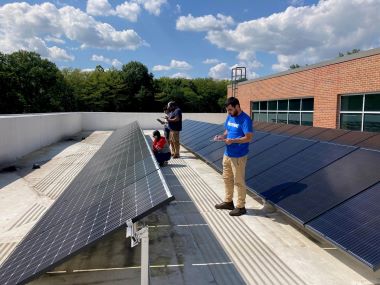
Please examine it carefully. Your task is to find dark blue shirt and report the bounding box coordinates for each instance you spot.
[168,107,182,131]
[224,111,253,157]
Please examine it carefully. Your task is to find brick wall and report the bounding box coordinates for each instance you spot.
[229,53,380,129]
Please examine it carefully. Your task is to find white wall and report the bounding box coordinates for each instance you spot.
[0,112,226,166]
[0,113,82,167]
[81,112,226,130]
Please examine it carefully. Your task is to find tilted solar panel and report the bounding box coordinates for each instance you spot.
[0,121,174,285]
[247,142,356,199]
[269,148,380,224]
[245,137,317,181]
[307,183,380,270]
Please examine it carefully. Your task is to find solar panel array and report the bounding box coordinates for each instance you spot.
[181,119,380,270]
[0,121,174,285]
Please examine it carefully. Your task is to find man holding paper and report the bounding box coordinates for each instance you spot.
[214,97,253,216]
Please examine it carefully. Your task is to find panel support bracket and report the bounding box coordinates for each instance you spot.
[126,219,150,285]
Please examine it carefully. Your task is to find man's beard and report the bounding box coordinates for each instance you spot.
[231,110,238,117]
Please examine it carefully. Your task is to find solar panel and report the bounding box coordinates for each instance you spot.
[188,125,225,152]
[355,133,380,151]
[181,123,216,145]
[269,148,380,224]
[182,124,223,151]
[245,137,317,180]
[246,142,356,199]
[261,123,284,132]
[309,128,349,141]
[330,131,377,146]
[208,131,276,172]
[274,125,312,136]
[307,182,380,270]
[0,121,174,285]
[269,124,297,134]
[181,120,211,140]
[293,127,329,139]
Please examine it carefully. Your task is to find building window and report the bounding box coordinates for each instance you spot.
[340,93,380,132]
[251,98,314,126]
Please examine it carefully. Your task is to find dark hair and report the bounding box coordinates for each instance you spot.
[163,106,167,111]
[153,130,161,138]
[225,97,240,108]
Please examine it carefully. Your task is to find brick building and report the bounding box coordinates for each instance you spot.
[228,48,380,132]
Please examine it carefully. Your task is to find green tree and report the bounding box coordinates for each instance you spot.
[289,64,301,69]
[119,61,155,111]
[4,50,74,113]
[0,52,25,113]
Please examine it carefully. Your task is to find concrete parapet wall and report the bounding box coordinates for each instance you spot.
[0,113,82,167]
[0,112,225,166]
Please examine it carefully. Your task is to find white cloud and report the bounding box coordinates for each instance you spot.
[176,13,235,32]
[81,68,95,72]
[153,59,192,71]
[208,62,259,80]
[115,2,141,22]
[0,2,145,59]
[208,63,230,80]
[206,0,380,72]
[136,0,167,16]
[49,46,75,61]
[45,35,66,44]
[86,0,114,16]
[171,72,191,79]
[86,0,166,20]
[203,58,220,64]
[91,54,122,67]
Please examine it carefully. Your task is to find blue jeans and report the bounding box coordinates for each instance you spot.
[154,152,171,165]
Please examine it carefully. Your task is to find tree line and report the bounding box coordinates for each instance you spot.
[0,51,228,114]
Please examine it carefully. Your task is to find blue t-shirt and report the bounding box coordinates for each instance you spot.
[224,112,253,158]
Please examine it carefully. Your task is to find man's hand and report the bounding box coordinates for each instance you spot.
[225,138,234,145]
[214,135,225,141]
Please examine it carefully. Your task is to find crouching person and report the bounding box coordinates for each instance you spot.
[152,130,171,166]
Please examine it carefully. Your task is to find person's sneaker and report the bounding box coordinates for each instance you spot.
[215,201,234,210]
[173,155,180,158]
[229,207,247,216]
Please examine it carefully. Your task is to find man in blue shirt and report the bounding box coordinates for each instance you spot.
[214,97,253,216]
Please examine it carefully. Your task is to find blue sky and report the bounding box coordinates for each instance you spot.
[1,0,380,79]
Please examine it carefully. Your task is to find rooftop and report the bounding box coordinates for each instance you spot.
[0,113,380,285]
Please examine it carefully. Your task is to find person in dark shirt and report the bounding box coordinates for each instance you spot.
[152,130,171,166]
[214,97,253,216]
[166,101,182,158]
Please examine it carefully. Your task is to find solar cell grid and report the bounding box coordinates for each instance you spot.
[0,122,173,285]
[245,137,317,180]
[307,183,380,270]
[270,148,380,224]
[246,142,356,198]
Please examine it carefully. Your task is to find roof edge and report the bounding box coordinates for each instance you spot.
[230,47,380,88]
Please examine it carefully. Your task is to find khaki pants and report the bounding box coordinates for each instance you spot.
[223,155,248,208]
[169,131,180,157]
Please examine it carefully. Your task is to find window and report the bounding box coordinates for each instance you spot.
[340,93,380,132]
[251,98,314,126]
